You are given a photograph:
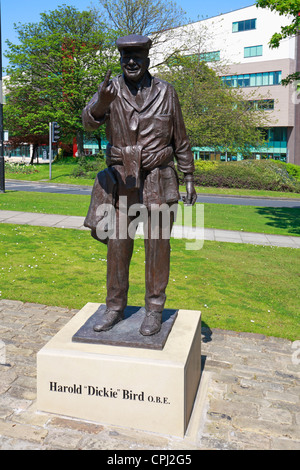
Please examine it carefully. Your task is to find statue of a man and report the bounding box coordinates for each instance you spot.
[82,34,196,336]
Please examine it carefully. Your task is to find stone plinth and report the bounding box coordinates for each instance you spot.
[37,303,202,438]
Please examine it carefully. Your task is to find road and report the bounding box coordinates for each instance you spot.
[4,179,300,207]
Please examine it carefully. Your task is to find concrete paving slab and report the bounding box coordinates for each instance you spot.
[240,233,269,240]
[53,216,85,228]
[242,240,272,246]
[0,299,299,450]
[203,229,215,241]
[172,226,204,239]
[0,210,24,219]
[28,214,70,227]
[289,237,300,247]
[215,237,243,243]
[264,234,300,248]
[1,212,47,224]
[266,241,298,248]
[213,229,243,238]
[265,234,297,242]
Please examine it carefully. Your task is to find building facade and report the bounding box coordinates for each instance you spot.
[153,4,300,164]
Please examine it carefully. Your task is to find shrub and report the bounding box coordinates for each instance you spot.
[5,162,39,174]
[285,163,300,181]
[72,155,106,179]
[194,160,219,172]
[178,159,300,193]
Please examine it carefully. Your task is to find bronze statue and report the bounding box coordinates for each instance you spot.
[82,34,196,337]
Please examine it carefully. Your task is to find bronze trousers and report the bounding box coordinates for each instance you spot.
[106,203,176,314]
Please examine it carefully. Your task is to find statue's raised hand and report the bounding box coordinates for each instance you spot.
[91,70,117,120]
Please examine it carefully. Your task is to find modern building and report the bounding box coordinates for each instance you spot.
[152,4,300,164]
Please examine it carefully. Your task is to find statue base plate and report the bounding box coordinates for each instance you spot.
[37,303,201,438]
[72,305,178,350]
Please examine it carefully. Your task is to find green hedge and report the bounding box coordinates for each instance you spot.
[72,155,106,179]
[5,162,39,175]
[71,155,300,194]
[178,160,300,193]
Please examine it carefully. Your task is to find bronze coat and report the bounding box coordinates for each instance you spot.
[82,74,194,207]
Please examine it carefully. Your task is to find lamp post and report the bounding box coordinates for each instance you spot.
[0,2,5,193]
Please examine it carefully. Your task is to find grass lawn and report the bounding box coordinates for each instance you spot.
[5,160,95,186]
[5,159,300,198]
[1,191,299,237]
[0,191,91,217]
[202,203,300,237]
[183,186,300,199]
[0,223,299,341]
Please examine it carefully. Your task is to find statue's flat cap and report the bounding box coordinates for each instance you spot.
[116,34,152,52]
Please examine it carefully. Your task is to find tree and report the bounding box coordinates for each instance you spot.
[256,0,300,85]
[93,0,194,67]
[160,55,270,156]
[7,134,48,164]
[95,0,186,39]
[4,5,120,159]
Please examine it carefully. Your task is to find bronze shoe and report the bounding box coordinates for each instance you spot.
[93,309,124,332]
[139,310,162,336]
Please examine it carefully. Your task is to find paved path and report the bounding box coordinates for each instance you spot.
[0,299,299,450]
[0,210,299,248]
[5,179,300,207]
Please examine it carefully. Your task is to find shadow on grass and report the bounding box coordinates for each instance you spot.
[256,207,300,236]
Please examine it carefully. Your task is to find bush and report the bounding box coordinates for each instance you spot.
[285,163,300,181]
[5,162,39,174]
[178,159,300,193]
[72,155,106,179]
[194,160,219,172]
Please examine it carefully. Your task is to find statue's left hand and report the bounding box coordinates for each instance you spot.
[183,180,197,206]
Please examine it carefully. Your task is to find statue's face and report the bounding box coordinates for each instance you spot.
[120,48,150,83]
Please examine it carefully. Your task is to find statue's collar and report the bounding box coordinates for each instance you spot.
[119,73,161,112]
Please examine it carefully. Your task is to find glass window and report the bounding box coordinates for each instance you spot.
[269,127,287,142]
[243,74,250,87]
[239,21,245,31]
[232,19,257,33]
[244,19,251,30]
[264,100,274,110]
[221,71,282,88]
[199,51,220,62]
[244,45,263,57]
[256,73,263,86]
[259,128,269,141]
[282,128,287,141]
[256,45,263,56]
[259,99,274,110]
[248,100,274,110]
[238,75,244,87]
[244,47,251,58]
[275,71,282,85]
[226,76,232,86]
[263,73,269,85]
[250,74,256,86]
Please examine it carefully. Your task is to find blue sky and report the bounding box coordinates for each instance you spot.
[1,0,254,69]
